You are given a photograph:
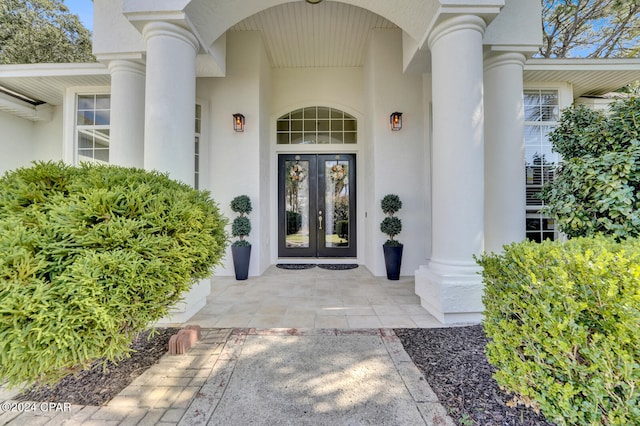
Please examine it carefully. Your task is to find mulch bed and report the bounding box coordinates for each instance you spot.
[395,325,556,426]
[17,327,179,407]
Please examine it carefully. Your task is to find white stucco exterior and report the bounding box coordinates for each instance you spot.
[1,0,639,324]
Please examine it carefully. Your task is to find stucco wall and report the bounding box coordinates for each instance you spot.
[0,106,65,176]
[32,106,64,163]
[0,112,34,175]
[198,31,268,277]
[364,28,428,277]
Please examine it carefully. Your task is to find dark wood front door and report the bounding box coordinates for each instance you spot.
[278,154,356,258]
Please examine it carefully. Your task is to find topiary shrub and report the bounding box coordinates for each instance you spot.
[0,161,228,388]
[230,195,252,247]
[380,194,402,247]
[477,236,640,425]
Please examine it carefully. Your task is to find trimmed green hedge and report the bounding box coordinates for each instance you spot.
[477,236,640,425]
[0,162,228,387]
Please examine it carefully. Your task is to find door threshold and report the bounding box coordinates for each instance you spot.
[277,258,358,265]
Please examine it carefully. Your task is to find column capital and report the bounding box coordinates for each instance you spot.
[107,59,146,78]
[483,52,526,72]
[142,21,199,53]
[427,15,486,50]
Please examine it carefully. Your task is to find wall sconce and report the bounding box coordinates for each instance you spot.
[390,112,402,131]
[233,113,245,132]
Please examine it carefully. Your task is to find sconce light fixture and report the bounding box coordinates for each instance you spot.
[233,113,245,132]
[390,112,402,131]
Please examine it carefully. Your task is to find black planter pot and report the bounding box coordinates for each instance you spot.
[383,244,403,280]
[231,245,251,280]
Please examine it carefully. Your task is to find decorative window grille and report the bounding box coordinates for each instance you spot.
[277,106,357,144]
[76,94,110,164]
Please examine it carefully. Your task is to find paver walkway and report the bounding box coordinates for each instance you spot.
[0,328,455,426]
[185,266,443,329]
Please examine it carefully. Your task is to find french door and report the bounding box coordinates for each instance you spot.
[278,154,356,257]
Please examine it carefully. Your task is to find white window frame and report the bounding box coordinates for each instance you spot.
[523,83,572,242]
[63,86,110,165]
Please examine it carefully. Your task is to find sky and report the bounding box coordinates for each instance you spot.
[64,0,94,32]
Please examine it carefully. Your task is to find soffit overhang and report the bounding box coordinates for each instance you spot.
[524,58,640,97]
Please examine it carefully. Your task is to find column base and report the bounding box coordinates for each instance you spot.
[415,262,484,325]
[156,279,210,325]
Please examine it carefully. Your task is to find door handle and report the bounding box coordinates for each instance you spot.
[318,210,323,230]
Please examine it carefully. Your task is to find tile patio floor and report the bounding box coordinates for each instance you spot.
[183,265,444,329]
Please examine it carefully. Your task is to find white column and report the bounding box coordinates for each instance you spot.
[139,21,208,325]
[484,53,527,253]
[415,15,486,324]
[107,60,145,167]
[142,21,198,186]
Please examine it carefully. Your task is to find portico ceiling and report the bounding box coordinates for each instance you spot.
[228,1,397,68]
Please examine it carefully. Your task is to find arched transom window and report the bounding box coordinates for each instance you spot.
[277,106,357,144]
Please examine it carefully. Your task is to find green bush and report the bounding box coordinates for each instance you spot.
[477,236,640,425]
[0,162,228,387]
[542,98,640,240]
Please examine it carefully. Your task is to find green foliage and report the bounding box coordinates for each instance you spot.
[477,236,640,425]
[230,195,251,247]
[542,98,640,240]
[230,195,253,215]
[381,194,402,215]
[0,0,95,64]
[380,217,402,242]
[232,217,251,239]
[286,211,302,235]
[380,194,402,245]
[0,162,228,387]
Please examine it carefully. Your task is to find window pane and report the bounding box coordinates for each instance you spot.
[291,133,304,144]
[291,109,303,120]
[317,120,329,132]
[277,133,290,144]
[344,120,357,131]
[525,106,541,122]
[95,95,110,109]
[344,132,357,144]
[78,131,93,149]
[304,120,316,132]
[94,149,109,162]
[94,110,110,126]
[291,120,303,132]
[277,120,289,132]
[330,109,343,119]
[303,107,316,119]
[331,120,343,132]
[77,95,94,110]
[77,111,94,125]
[317,107,330,119]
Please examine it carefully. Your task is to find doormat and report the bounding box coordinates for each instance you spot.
[276,264,316,270]
[317,264,359,270]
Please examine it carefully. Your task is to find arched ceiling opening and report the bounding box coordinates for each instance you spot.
[183,0,437,57]
[228,1,397,68]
